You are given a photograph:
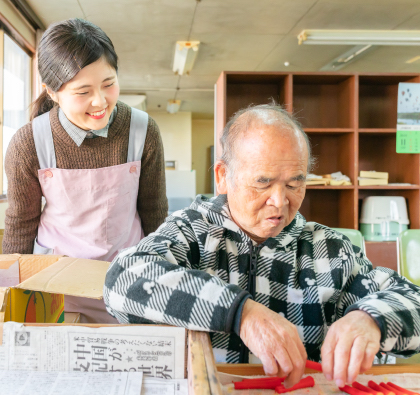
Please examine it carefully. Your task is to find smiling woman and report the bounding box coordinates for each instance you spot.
[3,19,168,323]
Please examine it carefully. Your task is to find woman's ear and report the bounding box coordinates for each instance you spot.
[45,85,59,104]
[214,160,228,195]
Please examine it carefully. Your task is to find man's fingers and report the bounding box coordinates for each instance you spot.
[347,337,368,384]
[259,353,279,376]
[359,342,379,373]
[333,335,354,387]
[321,331,337,381]
[282,340,306,388]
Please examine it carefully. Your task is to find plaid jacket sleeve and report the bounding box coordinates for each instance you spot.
[103,214,249,332]
[335,238,420,356]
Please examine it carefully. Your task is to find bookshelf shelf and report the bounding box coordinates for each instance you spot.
[216,72,420,268]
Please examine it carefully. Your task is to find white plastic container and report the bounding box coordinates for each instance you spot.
[359,196,409,241]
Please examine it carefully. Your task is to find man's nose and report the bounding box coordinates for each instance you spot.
[266,186,289,207]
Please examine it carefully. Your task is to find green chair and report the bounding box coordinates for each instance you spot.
[397,229,420,286]
[332,228,366,254]
[396,230,420,364]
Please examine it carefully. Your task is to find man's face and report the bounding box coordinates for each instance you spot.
[216,124,308,243]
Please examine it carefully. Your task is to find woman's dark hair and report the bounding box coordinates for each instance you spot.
[31,18,118,120]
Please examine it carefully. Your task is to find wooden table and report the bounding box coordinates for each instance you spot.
[188,331,420,395]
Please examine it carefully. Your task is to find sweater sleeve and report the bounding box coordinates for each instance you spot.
[103,212,250,332]
[3,125,42,254]
[137,116,168,236]
[335,239,420,357]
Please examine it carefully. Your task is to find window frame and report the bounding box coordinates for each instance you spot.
[0,19,35,199]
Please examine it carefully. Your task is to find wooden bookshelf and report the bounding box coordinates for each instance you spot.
[215,72,420,269]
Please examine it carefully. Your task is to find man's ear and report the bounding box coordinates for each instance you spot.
[214,160,228,194]
[45,85,59,104]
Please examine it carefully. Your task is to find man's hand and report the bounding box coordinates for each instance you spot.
[321,310,381,388]
[240,299,307,388]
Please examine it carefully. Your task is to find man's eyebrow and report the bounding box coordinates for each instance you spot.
[290,174,306,182]
[255,176,274,184]
[72,76,115,90]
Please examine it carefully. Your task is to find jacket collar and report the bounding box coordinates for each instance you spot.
[192,194,306,249]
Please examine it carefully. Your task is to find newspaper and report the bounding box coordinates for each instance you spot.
[0,370,143,395]
[142,378,188,395]
[0,321,186,379]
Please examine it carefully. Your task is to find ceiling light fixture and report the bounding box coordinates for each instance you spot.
[284,61,290,67]
[172,41,200,75]
[119,94,147,111]
[320,45,374,71]
[298,30,420,46]
[167,99,181,114]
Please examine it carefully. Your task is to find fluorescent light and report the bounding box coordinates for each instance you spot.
[320,45,375,71]
[119,94,147,111]
[167,99,181,114]
[172,41,200,75]
[298,30,420,45]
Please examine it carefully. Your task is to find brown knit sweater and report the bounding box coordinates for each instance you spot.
[3,101,168,254]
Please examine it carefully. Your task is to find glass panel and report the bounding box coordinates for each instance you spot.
[3,33,31,194]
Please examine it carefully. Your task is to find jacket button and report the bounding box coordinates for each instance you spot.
[130,166,137,174]
[45,170,53,178]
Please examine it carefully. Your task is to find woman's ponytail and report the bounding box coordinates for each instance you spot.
[30,89,55,120]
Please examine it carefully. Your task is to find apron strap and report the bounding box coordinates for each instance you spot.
[127,107,149,162]
[32,111,57,169]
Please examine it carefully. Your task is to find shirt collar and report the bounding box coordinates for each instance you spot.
[58,106,117,147]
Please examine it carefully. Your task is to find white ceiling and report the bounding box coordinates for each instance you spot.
[26,0,420,118]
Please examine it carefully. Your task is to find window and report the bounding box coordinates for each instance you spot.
[2,32,32,194]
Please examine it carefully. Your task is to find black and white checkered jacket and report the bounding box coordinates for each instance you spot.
[104,194,420,363]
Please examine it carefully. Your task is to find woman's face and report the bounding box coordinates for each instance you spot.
[47,57,120,131]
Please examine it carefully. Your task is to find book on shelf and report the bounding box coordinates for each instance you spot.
[358,177,388,186]
[359,171,389,180]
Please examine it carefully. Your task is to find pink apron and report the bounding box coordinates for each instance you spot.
[31,108,149,323]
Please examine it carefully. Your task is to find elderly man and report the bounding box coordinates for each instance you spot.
[104,104,420,388]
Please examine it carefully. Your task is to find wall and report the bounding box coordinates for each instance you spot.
[148,111,192,171]
[192,119,214,195]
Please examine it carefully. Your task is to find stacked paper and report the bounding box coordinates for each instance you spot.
[358,171,388,186]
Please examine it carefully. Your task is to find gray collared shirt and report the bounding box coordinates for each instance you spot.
[58,106,118,147]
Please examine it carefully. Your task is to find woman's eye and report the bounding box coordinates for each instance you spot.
[105,83,115,88]
[77,92,88,95]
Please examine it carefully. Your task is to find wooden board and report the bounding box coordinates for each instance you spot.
[216,363,420,376]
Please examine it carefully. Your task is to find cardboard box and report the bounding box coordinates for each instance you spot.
[0,254,110,324]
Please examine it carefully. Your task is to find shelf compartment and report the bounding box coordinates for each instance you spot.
[359,75,420,128]
[300,189,355,228]
[365,242,397,271]
[359,134,420,185]
[358,189,419,229]
[293,74,355,129]
[225,74,290,122]
[309,132,355,182]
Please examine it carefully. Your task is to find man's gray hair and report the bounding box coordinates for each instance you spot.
[220,103,315,177]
